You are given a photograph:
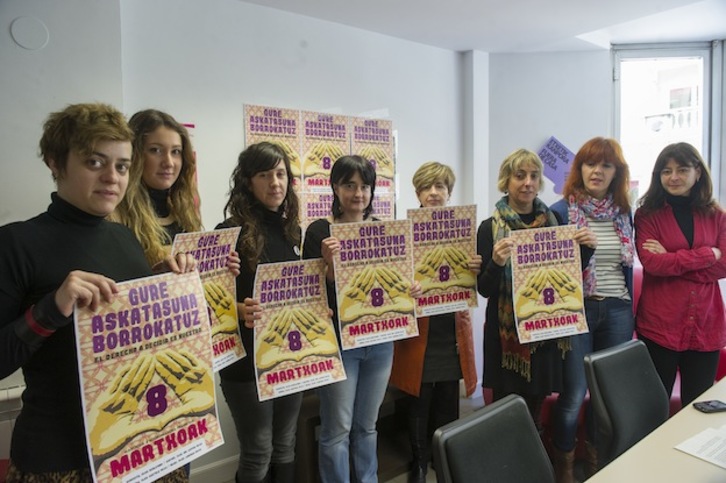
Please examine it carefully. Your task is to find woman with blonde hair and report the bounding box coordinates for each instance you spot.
[390,161,480,483]
[477,149,595,441]
[112,109,202,266]
[550,137,632,482]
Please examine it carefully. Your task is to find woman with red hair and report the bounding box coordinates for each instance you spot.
[550,137,634,482]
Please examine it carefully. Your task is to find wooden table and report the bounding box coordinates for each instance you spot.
[588,378,726,482]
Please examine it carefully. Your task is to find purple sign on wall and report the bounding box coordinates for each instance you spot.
[538,136,575,194]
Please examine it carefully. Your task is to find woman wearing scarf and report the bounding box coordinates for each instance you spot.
[550,137,634,483]
[477,149,595,456]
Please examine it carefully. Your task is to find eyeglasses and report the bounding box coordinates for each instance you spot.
[339,182,371,193]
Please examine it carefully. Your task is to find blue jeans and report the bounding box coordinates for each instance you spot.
[318,343,394,483]
[220,379,303,482]
[552,297,634,451]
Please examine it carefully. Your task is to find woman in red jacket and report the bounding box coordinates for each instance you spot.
[635,142,726,406]
[389,162,480,483]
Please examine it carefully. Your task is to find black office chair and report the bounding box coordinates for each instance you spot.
[584,339,670,468]
[432,394,555,483]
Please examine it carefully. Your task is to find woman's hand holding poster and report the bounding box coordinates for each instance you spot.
[74,271,223,482]
[331,219,417,349]
[510,225,588,342]
[252,258,345,401]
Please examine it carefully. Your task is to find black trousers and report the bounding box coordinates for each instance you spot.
[640,335,720,406]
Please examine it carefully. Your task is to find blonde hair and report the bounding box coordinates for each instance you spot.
[412,161,455,194]
[496,149,544,193]
[110,110,202,266]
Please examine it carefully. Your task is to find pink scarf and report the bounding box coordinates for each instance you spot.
[567,194,634,296]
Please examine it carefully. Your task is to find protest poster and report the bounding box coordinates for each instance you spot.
[244,104,302,192]
[301,111,350,192]
[351,117,395,201]
[510,225,588,342]
[331,219,417,349]
[252,259,345,401]
[74,271,223,482]
[409,205,478,316]
[172,227,244,371]
[538,136,575,195]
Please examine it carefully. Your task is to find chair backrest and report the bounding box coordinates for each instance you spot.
[432,394,555,483]
[584,339,669,467]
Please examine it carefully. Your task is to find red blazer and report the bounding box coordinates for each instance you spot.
[389,310,478,397]
[635,204,726,351]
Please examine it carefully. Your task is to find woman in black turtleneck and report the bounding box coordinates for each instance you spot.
[636,142,726,406]
[216,142,302,483]
[112,109,203,267]
[0,103,194,482]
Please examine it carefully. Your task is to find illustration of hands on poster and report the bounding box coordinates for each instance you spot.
[74,271,223,482]
[252,258,345,401]
[330,219,418,349]
[172,227,244,371]
[408,205,479,316]
[510,225,588,342]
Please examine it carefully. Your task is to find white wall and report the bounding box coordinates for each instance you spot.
[0,0,125,224]
[488,51,613,206]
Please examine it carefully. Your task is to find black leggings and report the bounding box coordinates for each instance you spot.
[640,335,721,406]
[409,380,460,434]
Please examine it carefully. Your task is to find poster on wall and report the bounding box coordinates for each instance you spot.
[510,225,588,342]
[74,271,223,482]
[252,259,345,401]
[330,219,417,349]
[408,205,478,316]
[244,105,302,192]
[538,136,575,195]
[171,227,245,371]
[301,191,334,230]
[243,105,396,223]
[300,111,351,228]
[301,111,350,192]
[351,117,395,219]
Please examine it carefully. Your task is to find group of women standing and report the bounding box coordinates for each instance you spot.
[478,138,724,483]
[0,101,724,483]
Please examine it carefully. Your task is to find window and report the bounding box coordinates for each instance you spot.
[613,42,722,201]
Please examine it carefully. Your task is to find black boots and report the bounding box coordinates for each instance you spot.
[408,414,429,483]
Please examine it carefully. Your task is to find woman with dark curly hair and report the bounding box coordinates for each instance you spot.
[216,141,302,483]
[636,142,725,408]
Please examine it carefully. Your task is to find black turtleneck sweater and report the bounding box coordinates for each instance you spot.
[148,187,184,243]
[216,206,301,382]
[0,194,150,471]
[666,193,695,248]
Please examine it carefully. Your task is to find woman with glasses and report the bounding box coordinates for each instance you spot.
[636,142,726,406]
[303,155,420,483]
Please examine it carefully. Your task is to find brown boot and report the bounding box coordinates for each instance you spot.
[553,447,576,483]
[584,441,598,478]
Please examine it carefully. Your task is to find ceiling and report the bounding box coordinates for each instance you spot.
[240,0,726,52]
